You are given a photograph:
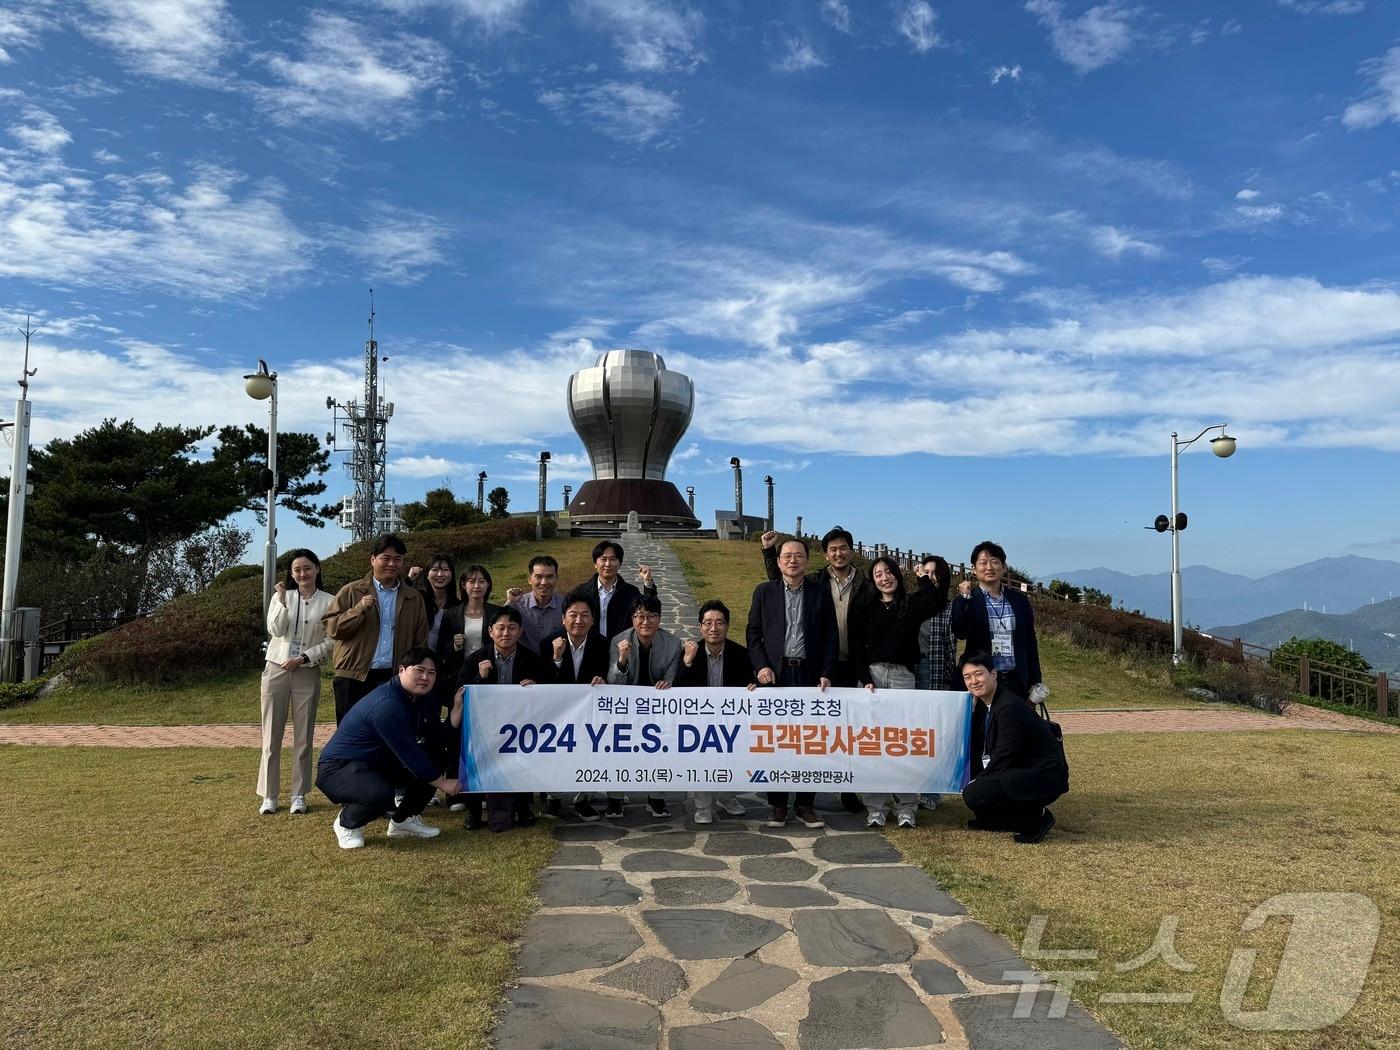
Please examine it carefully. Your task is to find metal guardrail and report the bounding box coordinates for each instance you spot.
[36,614,143,674]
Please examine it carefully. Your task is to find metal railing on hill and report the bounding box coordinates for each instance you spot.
[37,614,143,673]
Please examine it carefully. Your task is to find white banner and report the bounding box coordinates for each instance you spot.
[458,684,973,794]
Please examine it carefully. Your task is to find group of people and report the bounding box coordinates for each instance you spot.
[254,528,1069,851]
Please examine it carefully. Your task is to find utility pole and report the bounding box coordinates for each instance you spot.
[327,291,394,543]
[477,471,487,511]
[1,318,38,682]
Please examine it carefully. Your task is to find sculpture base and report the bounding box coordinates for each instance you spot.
[566,479,700,530]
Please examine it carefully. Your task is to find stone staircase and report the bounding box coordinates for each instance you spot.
[625,535,700,642]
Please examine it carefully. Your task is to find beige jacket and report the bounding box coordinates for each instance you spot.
[265,588,336,666]
[322,574,429,681]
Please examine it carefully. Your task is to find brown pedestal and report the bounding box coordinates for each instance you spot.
[566,479,700,529]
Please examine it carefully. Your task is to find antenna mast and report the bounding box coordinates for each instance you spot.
[326,291,395,543]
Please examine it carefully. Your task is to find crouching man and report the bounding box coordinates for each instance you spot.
[959,652,1068,844]
[315,647,462,850]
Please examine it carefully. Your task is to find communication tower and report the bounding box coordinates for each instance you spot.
[326,292,396,543]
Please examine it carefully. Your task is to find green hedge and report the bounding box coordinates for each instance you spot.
[56,518,544,685]
[0,677,48,709]
[1030,592,1237,665]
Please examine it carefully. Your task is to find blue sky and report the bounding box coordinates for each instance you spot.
[3,0,1400,579]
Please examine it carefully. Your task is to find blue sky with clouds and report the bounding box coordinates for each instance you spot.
[3,0,1400,578]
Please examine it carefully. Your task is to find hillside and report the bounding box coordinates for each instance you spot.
[1048,554,1400,627]
[1211,596,1400,676]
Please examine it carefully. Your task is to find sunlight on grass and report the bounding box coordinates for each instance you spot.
[0,746,552,1048]
[898,730,1400,1050]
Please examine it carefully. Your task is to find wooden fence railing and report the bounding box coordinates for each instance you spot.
[1218,637,1392,717]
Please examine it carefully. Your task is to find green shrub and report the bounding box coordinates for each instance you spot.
[0,677,48,709]
[1030,594,1233,665]
[1181,659,1291,714]
[211,563,263,588]
[59,518,540,685]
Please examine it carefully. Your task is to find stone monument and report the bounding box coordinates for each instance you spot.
[565,349,700,531]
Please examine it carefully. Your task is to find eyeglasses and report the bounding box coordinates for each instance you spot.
[632,613,660,623]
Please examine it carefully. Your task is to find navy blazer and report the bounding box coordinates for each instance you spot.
[539,629,611,684]
[977,685,1069,801]
[949,586,1041,694]
[567,573,658,639]
[459,643,550,687]
[745,578,839,685]
[676,638,755,688]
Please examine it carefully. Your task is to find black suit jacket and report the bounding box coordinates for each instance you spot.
[676,638,755,688]
[745,578,839,685]
[977,685,1069,801]
[567,574,658,639]
[949,587,1042,695]
[436,602,503,685]
[539,629,611,684]
[459,643,550,687]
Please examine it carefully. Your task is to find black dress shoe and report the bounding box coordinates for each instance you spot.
[544,797,562,818]
[1014,810,1056,844]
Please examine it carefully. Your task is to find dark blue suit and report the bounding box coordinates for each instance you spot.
[949,587,1041,696]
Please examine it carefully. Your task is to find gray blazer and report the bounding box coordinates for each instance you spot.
[607,626,683,686]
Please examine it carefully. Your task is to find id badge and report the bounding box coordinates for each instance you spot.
[981,753,991,768]
[288,640,302,659]
[991,634,1013,659]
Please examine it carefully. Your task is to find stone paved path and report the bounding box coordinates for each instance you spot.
[629,534,700,641]
[496,796,1123,1049]
[3,702,1393,748]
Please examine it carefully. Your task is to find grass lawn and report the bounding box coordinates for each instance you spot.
[2,538,608,727]
[898,730,1400,1050]
[0,745,553,1048]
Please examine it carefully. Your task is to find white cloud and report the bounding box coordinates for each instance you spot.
[1233,202,1286,225]
[8,107,71,153]
[0,159,311,299]
[1092,224,1161,259]
[333,204,452,284]
[256,11,452,128]
[79,0,232,84]
[392,455,479,479]
[375,0,530,31]
[92,148,122,163]
[539,81,681,145]
[1201,255,1248,276]
[1342,45,1400,130]
[1235,187,1260,200]
[572,0,704,73]
[774,37,825,73]
[1278,0,1364,13]
[821,0,851,33]
[0,7,55,63]
[1025,0,1138,73]
[894,1,943,54]
[990,64,1023,84]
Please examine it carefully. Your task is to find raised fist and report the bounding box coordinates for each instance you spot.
[359,593,376,609]
[637,564,652,584]
[682,639,699,665]
[756,667,776,685]
[958,580,973,598]
[553,636,567,661]
[407,565,422,581]
[479,659,494,679]
[274,581,287,598]
[616,639,632,666]
[760,530,778,549]
[506,587,524,601]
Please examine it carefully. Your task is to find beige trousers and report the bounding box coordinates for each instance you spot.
[256,661,322,798]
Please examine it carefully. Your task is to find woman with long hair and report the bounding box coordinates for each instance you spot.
[257,549,335,816]
[438,564,500,825]
[850,555,946,829]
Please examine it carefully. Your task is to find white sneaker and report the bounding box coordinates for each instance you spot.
[896,808,917,829]
[449,801,467,812]
[333,814,365,850]
[718,798,747,817]
[259,797,277,815]
[387,814,441,839]
[866,809,887,828]
[693,808,714,825]
[289,795,307,815]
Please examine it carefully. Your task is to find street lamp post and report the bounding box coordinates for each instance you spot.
[764,475,774,532]
[686,485,695,514]
[563,484,572,513]
[537,451,550,541]
[477,471,487,511]
[244,360,278,615]
[729,457,744,537]
[1164,423,1237,664]
[0,319,37,682]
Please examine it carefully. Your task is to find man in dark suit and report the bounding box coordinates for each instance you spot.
[541,594,611,822]
[746,537,839,830]
[570,540,659,640]
[677,599,756,825]
[452,607,549,831]
[949,539,1042,698]
[959,652,1068,844]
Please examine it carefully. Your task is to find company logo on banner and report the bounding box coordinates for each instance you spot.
[458,685,973,794]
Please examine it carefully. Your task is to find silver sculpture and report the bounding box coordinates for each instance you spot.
[565,350,699,529]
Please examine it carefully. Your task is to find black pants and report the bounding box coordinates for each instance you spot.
[316,758,434,830]
[962,773,1057,834]
[768,660,817,809]
[333,669,393,724]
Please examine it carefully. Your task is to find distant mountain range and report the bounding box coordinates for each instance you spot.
[1210,599,1400,677]
[1043,555,1400,634]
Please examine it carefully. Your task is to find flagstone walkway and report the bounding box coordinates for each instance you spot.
[497,797,1122,1049]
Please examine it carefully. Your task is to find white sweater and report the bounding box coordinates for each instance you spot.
[265,589,336,666]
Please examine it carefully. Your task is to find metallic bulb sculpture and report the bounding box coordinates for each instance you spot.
[566,349,700,529]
